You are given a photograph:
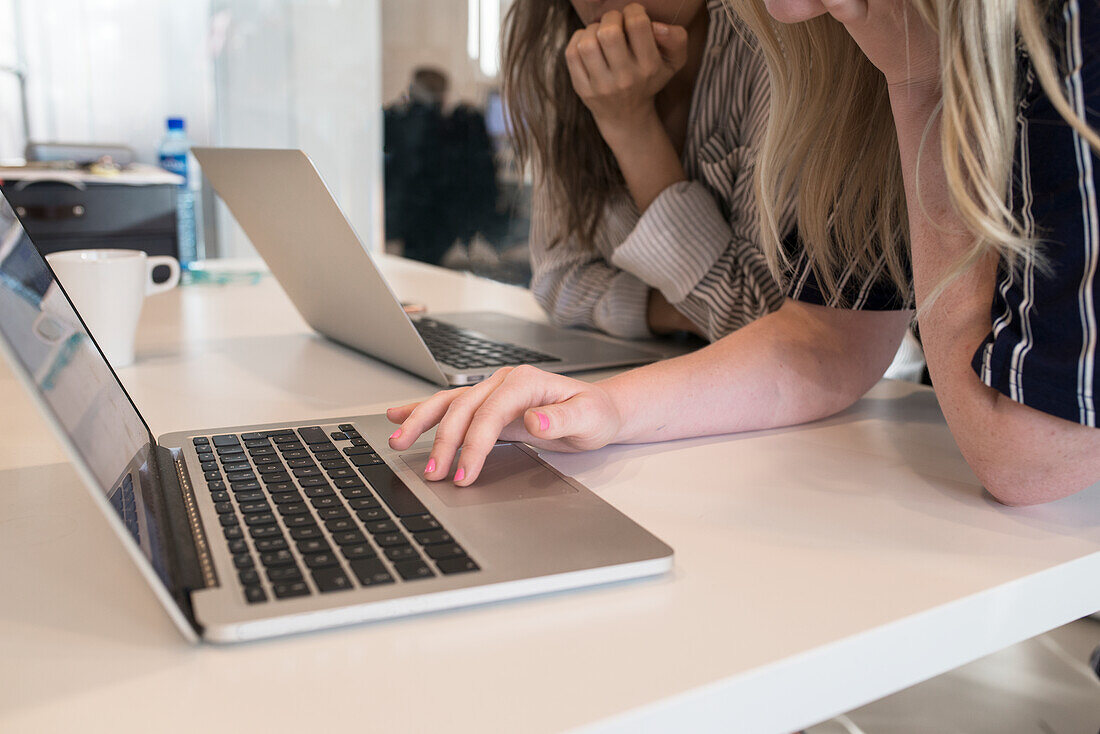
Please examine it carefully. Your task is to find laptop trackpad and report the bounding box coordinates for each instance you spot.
[400,444,576,507]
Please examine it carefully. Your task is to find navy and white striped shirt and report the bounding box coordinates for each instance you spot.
[790,0,1100,428]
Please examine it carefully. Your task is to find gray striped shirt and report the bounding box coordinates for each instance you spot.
[528,0,788,342]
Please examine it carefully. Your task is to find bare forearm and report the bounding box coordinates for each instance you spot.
[891,87,1100,503]
[600,112,686,213]
[602,301,908,443]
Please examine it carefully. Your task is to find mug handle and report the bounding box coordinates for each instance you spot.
[146,255,181,296]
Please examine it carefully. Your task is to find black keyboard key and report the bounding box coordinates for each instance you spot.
[256,464,286,475]
[304,486,335,498]
[344,446,375,456]
[384,545,420,562]
[250,525,282,539]
[207,480,226,491]
[239,568,260,585]
[280,449,308,459]
[265,429,295,437]
[234,490,265,502]
[350,454,384,467]
[278,503,311,516]
[365,520,398,535]
[333,530,366,545]
[271,491,302,505]
[212,434,239,447]
[245,585,267,603]
[401,515,441,533]
[273,434,301,444]
[393,559,434,581]
[193,437,210,446]
[330,432,348,441]
[312,566,353,593]
[204,471,222,482]
[284,514,316,528]
[230,483,261,495]
[273,581,310,599]
[267,565,303,582]
[327,468,357,481]
[297,539,331,554]
[309,443,337,455]
[290,526,323,541]
[318,507,350,521]
[244,438,269,448]
[252,454,280,464]
[233,553,254,569]
[214,501,234,515]
[325,518,356,533]
[244,512,276,526]
[348,558,394,586]
[260,550,296,567]
[255,537,288,552]
[238,501,271,514]
[241,432,267,441]
[222,461,251,473]
[228,539,248,554]
[261,473,292,484]
[219,514,239,527]
[341,487,372,500]
[310,496,340,509]
[224,525,244,540]
[286,458,315,469]
[425,544,467,561]
[414,530,454,546]
[374,533,410,548]
[200,461,218,472]
[334,476,365,489]
[356,507,390,523]
[359,464,428,517]
[314,450,341,462]
[348,496,382,511]
[338,424,356,432]
[437,557,480,575]
[321,459,350,470]
[226,471,257,482]
[267,481,295,493]
[350,437,369,447]
[297,426,329,444]
[341,543,376,560]
[303,552,339,569]
[216,445,245,456]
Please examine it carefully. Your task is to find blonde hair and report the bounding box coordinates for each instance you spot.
[725,0,1100,307]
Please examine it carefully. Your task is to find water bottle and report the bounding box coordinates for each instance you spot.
[158,117,202,266]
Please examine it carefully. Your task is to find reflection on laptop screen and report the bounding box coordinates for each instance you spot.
[0,198,172,585]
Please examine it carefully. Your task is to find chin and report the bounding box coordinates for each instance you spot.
[763,0,829,23]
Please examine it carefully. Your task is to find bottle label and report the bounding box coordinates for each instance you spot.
[159,153,188,186]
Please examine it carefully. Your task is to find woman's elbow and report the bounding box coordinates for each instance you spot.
[973,457,1098,507]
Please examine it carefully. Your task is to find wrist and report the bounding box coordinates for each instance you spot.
[598,374,642,444]
[595,105,665,152]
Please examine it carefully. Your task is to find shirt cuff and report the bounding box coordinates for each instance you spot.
[593,272,652,339]
[610,181,731,304]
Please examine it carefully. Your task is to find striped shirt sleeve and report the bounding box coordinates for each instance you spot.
[972,0,1100,428]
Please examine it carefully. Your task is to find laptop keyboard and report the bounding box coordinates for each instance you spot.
[192,424,479,604]
[414,318,562,370]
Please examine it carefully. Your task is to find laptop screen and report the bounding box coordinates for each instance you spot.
[0,195,174,587]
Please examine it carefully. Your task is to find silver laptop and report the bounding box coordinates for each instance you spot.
[193,147,675,386]
[0,195,672,643]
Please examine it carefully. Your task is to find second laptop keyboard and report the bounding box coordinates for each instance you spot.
[414,318,561,369]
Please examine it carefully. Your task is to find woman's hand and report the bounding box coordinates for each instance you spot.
[386,366,625,486]
[565,3,689,136]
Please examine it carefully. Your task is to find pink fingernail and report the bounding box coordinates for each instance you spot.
[389,429,402,440]
[534,411,549,431]
[425,458,436,474]
[454,467,466,482]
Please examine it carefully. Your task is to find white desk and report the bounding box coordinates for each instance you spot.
[2,256,1099,733]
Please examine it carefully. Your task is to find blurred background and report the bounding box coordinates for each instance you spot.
[0,0,532,285]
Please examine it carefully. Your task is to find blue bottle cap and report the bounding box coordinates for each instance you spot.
[167,117,186,131]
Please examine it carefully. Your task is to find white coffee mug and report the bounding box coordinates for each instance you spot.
[45,249,181,367]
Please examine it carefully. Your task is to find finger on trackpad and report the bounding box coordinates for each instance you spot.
[400,444,576,507]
